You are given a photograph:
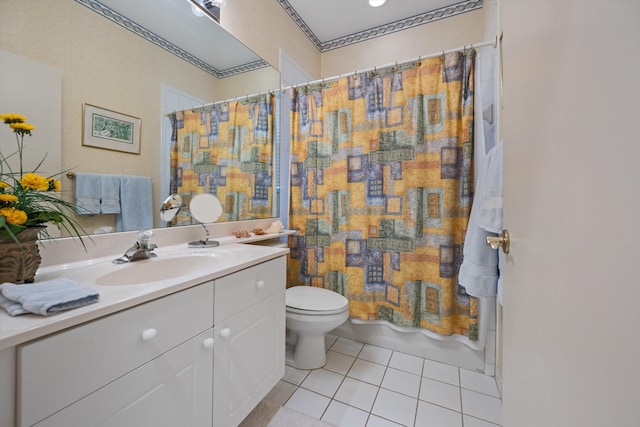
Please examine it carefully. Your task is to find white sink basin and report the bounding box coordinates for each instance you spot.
[53,244,281,288]
[94,255,219,286]
[62,252,223,287]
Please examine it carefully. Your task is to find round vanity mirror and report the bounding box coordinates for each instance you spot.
[188,193,223,248]
[159,194,184,222]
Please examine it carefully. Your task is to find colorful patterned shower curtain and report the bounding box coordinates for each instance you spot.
[288,50,478,340]
[169,93,275,224]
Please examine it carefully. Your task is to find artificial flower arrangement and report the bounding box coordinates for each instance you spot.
[0,113,85,243]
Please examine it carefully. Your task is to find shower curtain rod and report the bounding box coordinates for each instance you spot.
[281,36,498,92]
[166,36,497,116]
[165,90,275,116]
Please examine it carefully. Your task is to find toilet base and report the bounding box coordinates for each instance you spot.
[290,332,327,369]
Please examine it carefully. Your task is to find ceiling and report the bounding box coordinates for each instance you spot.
[83,0,481,76]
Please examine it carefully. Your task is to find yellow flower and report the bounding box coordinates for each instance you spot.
[9,122,36,132]
[20,173,49,191]
[0,194,18,203]
[0,113,27,124]
[9,122,35,135]
[0,207,28,225]
[48,178,61,192]
[0,181,9,189]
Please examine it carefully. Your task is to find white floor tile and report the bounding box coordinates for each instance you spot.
[461,388,502,425]
[415,401,463,427]
[366,415,404,427]
[371,388,417,427]
[331,337,364,357]
[463,414,501,427]
[274,338,504,427]
[381,367,421,398]
[460,369,500,397]
[266,380,297,406]
[334,377,380,412]
[348,359,387,386]
[359,344,393,365]
[322,400,369,427]
[301,368,345,398]
[325,350,356,375]
[284,387,331,420]
[283,364,311,386]
[422,359,460,386]
[419,377,461,412]
[388,351,424,376]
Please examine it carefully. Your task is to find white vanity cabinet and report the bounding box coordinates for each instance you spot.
[213,258,286,427]
[32,329,214,427]
[17,282,215,427]
[8,251,288,427]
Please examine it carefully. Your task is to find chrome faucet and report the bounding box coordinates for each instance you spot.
[113,230,158,264]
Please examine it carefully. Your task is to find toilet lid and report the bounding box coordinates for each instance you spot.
[286,286,348,312]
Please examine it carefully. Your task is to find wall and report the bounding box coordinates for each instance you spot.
[502,0,640,425]
[321,9,484,77]
[220,0,321,79]
[0,0,221,232]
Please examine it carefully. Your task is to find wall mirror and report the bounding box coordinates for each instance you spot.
[0,0,280,238]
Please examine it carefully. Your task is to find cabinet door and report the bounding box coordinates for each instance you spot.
[34,329,214,427]
[214,290,285,426]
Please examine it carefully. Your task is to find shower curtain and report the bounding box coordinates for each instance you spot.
[169,93,275,224]
[288,50,479,340]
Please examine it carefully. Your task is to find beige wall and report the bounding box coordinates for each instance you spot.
[221,0,321,79]
[217,67,281,101]
[321,9,484,77]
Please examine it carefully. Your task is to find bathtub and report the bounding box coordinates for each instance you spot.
[329,296,497,373]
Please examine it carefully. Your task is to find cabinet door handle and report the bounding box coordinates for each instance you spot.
[203,337,215,349]
[255,280,265,290]
[220,328,231,338]
[141,328,157,341]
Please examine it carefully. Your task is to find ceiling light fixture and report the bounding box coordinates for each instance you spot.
[368,0,387,7]
[191,0,205,17]
[188,0,223,23]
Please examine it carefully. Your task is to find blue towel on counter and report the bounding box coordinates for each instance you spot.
[75,172,101,215]
[100,174,121,214]
[116,175,153,232]
[0,278,99,317]
[0,292,28,316]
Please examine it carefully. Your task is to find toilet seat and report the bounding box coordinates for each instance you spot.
[286,286,348,315]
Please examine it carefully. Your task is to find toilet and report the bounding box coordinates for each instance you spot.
[285,286,349,369]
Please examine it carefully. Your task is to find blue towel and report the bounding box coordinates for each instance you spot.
[100,174,121,214]
[75,172,101,215]
[0,292,28,316]
[116,175,153,232]
[0,278,99,317]
[458,142,503,298]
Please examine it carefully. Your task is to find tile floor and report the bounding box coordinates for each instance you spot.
[264,335,502,427]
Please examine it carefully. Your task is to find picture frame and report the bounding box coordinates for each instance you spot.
[82,103,141,154]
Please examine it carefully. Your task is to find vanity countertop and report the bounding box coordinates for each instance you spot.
[0,242,289,351]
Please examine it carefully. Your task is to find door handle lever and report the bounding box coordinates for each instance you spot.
[486,230,510,254]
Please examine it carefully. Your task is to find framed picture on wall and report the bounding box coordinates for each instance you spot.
[82,103,141,154]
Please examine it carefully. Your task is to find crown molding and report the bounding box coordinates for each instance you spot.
[277,0,483,52]
[75,0,269,78]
